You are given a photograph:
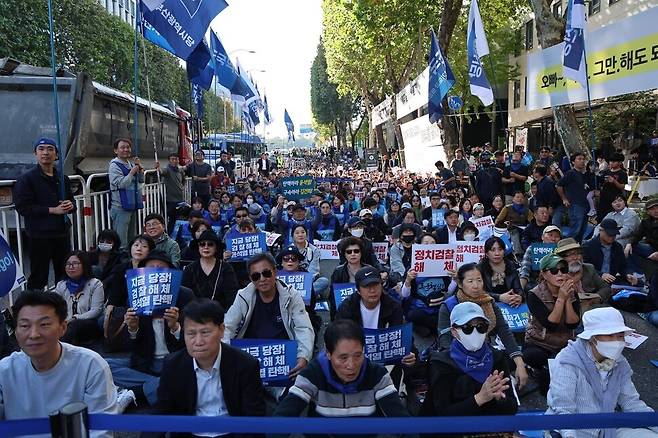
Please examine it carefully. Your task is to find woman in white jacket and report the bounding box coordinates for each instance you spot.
[546,307,657,438]
[54,251,104,345]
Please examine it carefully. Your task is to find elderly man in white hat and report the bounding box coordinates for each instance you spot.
[546,307,657,438]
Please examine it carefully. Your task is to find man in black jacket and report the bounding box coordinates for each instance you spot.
[13,138,75,290]
[582,219,640,287]
[145,298,265,438]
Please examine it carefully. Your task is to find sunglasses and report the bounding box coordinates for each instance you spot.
[345,249,361,255]
[546,265,569,275]
[235,214,248,219]
[456,323,489,335]
[250,269,273,282]
[198,241,216,248]
[282,255,299,262]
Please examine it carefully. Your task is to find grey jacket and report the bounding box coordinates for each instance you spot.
[108,158,143,209]
[389,242,410,278]
[223,280,315,362]
[54,278,104,321]
[593,208,641,249]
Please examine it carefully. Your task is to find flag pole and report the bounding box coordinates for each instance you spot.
[47,0,65,200]
[485,56,504,150]
[582,37,597,179]
[132,0,141,214]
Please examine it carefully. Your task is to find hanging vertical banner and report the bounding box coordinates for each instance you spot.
[396,67,429,119]
[372,96,393,126]
[526,7,658,111]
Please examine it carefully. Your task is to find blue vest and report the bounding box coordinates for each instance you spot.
[316,215,338,241]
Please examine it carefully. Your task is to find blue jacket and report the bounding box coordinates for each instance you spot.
[13,165,75,238]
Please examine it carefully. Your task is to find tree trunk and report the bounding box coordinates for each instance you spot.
[529,0,589,159]
[375,124,387,156]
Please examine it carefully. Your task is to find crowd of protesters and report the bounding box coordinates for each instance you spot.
[2,136,658,437]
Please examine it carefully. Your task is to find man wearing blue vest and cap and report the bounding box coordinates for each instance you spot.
[13,138,75,290]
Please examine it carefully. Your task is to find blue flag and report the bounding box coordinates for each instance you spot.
[284,109,295,142]
[191,82,203,118]
[263,95,272,124]
[187,41,214,90]
[563,0,587,87]
[140,0,228,61]
[210,31,243,94]
[467,0,494,106]
[428,30,455,124]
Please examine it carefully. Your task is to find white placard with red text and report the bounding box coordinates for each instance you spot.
[411,242,486,277]
[372,242,389,265]
[470,216,494,241]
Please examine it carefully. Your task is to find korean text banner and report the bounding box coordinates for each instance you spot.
[231,339,297,384]
[400,115,447,175]
[530,243,557,271]
[364,323,412,365]
[280,177,315,201]
[498,303,530,333]
[411,242,485,277]
[126,268,181,316]
[470,215,494,241]
[316,241,339,260]
[333,283,357,309]
[0,230,25,297]
[526,7,658,111]
[396,67,429,119]
[227,233,267,261]
[372,242,389,265]
[277,271,313,305]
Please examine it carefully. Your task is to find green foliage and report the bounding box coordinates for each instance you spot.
[0,0,190,111]
[202,91,237,133]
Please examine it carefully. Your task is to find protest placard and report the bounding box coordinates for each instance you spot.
[498,302,530,333]
[624,332,648,350]
[280,176,315,201]
[0,230,26,297]
[431,210,446,229]
[316,241,339,260]
[354,191,365,202]
[226,233,267,261]
[470,215,494,240]
[415,277,448,299]
[364,323,413,365]
[529,243,557,270]
[411,244,456,277]
[231,339,298,384]
[454,241,486,265]
[333,283,357,309]
[265,232,282,247]
[277,271,314,305]
[372,242,389,265]
[126,268,182,316]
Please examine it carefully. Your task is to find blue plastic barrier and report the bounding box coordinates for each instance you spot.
[1,412,657,437]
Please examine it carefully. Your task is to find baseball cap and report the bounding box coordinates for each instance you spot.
[138,250,175,269]
[347,217,365,228]
[277,245,303,262]
[355,266,381,288]
[554,237,581,255]
[216,166,225,173]
[577,307,633,340]
[450,302,490,326]
[600,219,621,235]
[197,230,220,245]
[542,225,562,236]
[248,203,263,216]
[33,137,57,151]
[539,254,564,271]
[646,198,658,209]
[359,209,373,218]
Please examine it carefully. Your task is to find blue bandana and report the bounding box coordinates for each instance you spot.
[317,351,367,394]
[66,277,87,295]
[511,203,526,216]
[449,339,493,384]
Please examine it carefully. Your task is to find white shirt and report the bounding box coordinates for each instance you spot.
[360,301,381,329]
[447,227,458,244]
[194,348,229,437]
[152,319,170,358]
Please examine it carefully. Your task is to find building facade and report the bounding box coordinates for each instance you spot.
[97,0,136,27]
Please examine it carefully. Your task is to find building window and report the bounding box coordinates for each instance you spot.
[525,20,534,51]
[609,0,619,4]
[552,1,562,18]
[513,80,521,108]
[130,0,135,16]
[524,77,528,107]
[589,0,600,15]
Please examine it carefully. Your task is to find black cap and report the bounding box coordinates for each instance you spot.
[355,266,381,288]
[347,217,364,228]
[138,250,175,268]
[480,151,492,161]
[461,221,479,235]
[399,223,417,236]
[277,245,303,263]
[197,230,220,245]
[610,152,625,163]
[600,219,621,235]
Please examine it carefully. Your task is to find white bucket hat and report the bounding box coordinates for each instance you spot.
[577,307,633,340]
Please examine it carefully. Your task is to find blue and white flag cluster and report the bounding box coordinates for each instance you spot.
[467,0,494,106]
[428,30,455,123]
[563,0,588,88]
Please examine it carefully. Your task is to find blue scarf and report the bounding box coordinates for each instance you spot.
[317,351,367,394]
[449,339,493,384]
[66,277,87,294]
[510,162,522,172]
[511,203,525,216]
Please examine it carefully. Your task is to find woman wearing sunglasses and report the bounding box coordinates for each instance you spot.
[422,302,517,419]
[223,253,314,380]
[182,230,239,311]
[329,237,373,319]
[438,263,529,389]
[523,254,581,396]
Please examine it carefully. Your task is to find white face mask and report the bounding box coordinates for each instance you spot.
[595,339,625,361]
[457,329,487,352]
[246,198,254,205]
[350,228,364,238]
[98,243,113,253]
[463,233,476,241]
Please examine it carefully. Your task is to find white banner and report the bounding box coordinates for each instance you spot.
[372,242,389,265]
[411,242,486,277]
[470,216,494,240]
[526,8,658,111]
[515,128,528,148]
[316,241,339,260]
[396,66,429,119]
[400,115,446,174]
[372,96,393,126]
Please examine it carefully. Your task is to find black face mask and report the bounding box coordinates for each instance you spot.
[401,235,415,244]
[362,218,372,226]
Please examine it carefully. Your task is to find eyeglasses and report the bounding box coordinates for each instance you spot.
[250,269,274,282]
[345,249,361,255]
[235,214,248,219]
[455,323,489,335]
[545,265,569,275]
[282,255,299,262]
[198,241,216,248]
[65,261,81,268]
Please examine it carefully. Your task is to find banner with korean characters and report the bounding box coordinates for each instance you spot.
[277,271,314,305]
[411,242,485,277]
[364,323,413,365]
[126,268,182,316]
[231,339,298,384]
